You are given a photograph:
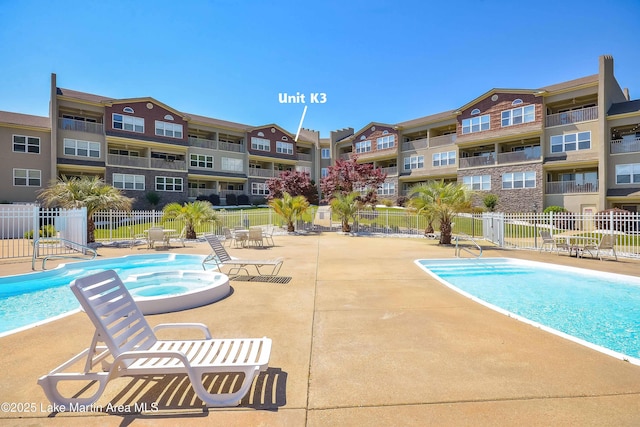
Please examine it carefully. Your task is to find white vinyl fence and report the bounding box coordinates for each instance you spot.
[0,206,87,259]
[2,207,639,260]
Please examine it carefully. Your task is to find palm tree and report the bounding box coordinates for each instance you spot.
[268,192,310,232]
[37,176,133,243]
[162,200,220,239]
[329,191,362,233]
[408,181,472,244]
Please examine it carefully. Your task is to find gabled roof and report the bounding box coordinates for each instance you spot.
[249,123,296,140]
[103,97,189,120]
[353,121,396,138]
[457,88,537,113]
[0,110,50,129]
[538,74,598,93]
[608,99,640,116]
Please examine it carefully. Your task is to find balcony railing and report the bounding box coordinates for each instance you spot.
[297,153,312,162]
[379,166,398,176]
[248,167,278,178]
[610,136,640,154]
[546,180,599,194]
[220,189,245,197]
[429,134,457,147]
[339,153,351,160]
[458,155,496,169]
[497,148,541,164]
[402,138,428,151]
[188,188,217,198]
[58,118,104,134]
[219,141,244,153]
[188,136,217,149]
[107,154,187,171]
[545,106,598,127]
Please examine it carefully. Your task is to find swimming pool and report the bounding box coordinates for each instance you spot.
[416,258,640,365]
[0,254,213,336]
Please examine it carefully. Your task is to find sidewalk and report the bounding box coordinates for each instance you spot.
[1,233,640,426]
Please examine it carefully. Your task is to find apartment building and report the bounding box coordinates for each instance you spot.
[1,55,638,213]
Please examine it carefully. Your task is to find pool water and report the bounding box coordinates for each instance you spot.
[416,258,640,363]
[0,254,208,335]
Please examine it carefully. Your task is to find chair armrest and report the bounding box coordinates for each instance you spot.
[153,323,212,339]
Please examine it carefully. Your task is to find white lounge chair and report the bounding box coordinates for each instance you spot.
[37,269,272,410]
[202,234,283,276]
[147,226,169,249]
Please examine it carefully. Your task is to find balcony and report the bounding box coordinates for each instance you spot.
[297,153,312,162]
[497,147,541,165]
[248,167,278,178]
[610,136,640,154]
[188,136,217,149]
[188,188,217,198]
[219,141,244,153]
[402,138,428,151]
[429,134,457,148]
[339,153,351,160]
[107,154,187,171]
[545,106,598,127]
[458,155,496,169]
[380,166,398,176]
[58,118,104,134]
[546,180,599,194]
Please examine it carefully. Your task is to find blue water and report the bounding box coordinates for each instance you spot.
[0,254,207,335]
[417,258,640,362]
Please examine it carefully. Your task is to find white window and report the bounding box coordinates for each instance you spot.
[276,141,293,154]
[377,135,395,149]
[156,176,183,192]
[616,163,640,184]
[463,175,491,190]
[502,171,536,189]
[13,168,41,186]
[404,155,424,170]
[251,182,269,195]
[462,114,490,134]
[13,135,40,154]
[321,167,329,178]
[113,173,145,190]
[501,105,535,127]
[433,151,456,167]
[64,138,100,158]
[113,114,144,133]
[155,121,183,138]
[550,131,591,153]
[221,157,243,172]
[355,140,371,153]
[377,182,395,195]
[251,137,270,151]
[321,148,330,159]
[190,154,213,168]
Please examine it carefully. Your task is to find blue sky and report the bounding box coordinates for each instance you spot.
[1,0,639,137]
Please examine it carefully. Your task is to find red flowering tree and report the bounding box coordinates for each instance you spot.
[320,155,387,205]
[266,170,319,205]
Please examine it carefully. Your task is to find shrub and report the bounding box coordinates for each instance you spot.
[396,196,408,207]
[543,205,567,214]
[225,193,238,206]
[252,196,267,206]
[380,198,394,207]
[237,194,250,205]
[207,193,221,206]
[196,195,209,201]
[483,194,498,212]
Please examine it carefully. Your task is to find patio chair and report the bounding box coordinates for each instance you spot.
[263,226,275,247]
[147,226,170,249]
[37,269,272,410]
[168,226,186,247]
[583,234,618,261]
[538,230,555,252]
[202,234,283,276]
[222,227,236,247]
[247,226,264,247]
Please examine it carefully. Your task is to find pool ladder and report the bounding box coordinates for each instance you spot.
[32,237,97,270]
[454,234,483,258]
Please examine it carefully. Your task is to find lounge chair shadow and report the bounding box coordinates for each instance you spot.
[231,275,292,284]
[105,367,287,418]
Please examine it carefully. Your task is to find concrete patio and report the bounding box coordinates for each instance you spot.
[1,232,640,426]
